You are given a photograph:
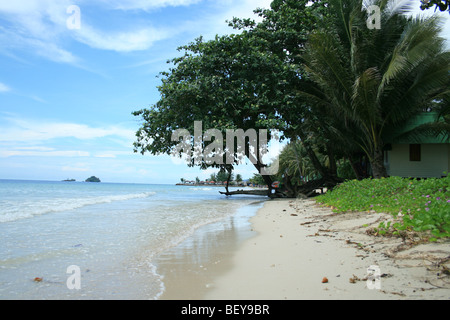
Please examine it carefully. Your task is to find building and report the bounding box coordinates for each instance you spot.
[384,112,449,178]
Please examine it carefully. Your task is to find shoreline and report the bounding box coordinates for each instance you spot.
[157,198,450,300]
[154,200,265,300]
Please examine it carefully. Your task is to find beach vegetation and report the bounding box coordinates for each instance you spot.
[215,169,235,183]
[133,0,449,198]
[132,32,285,192]
[133,0,329,197]
[300,0,449,179]
[248,173,267,186]
[316,176,450,241]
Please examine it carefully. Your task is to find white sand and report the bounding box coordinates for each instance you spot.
[204,198,450,300]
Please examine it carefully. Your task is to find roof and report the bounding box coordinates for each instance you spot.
[384,112,449,144]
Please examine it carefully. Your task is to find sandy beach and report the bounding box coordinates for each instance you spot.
[158,198,450,300]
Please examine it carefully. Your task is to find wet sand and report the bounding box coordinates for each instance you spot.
[154,201,263,300]
[157,198,450,300]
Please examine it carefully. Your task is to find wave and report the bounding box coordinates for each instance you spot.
[0,192,156,223]
[189,187,213,191]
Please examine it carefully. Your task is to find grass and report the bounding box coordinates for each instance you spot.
[316,175,450,242]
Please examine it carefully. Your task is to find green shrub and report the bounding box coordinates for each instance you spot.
[316,176,450,241]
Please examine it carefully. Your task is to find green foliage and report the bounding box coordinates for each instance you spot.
[316,176,450,240]
[336,159,357,180]
[216,169,234,182]
[132,32,289,188]
[276,140,356,193]
[248,173,267,186]
[276,140,319,183]
[133,0,330,186]
[302,0,450,178]
[133,0,449,199]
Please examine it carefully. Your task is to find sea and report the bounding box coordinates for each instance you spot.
[0,179,266,300]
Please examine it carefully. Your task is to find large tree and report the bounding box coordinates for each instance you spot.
[133,33,287,195]
[133,0,330,196]
[133,0,449,198]
[230,0,343,182]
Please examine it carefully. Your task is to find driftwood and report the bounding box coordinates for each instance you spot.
[219,189,290,198]
[288,177,341,197]
[219,189,272,197]
[219,177,342,199]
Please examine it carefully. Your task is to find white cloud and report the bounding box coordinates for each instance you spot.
[13,146,54,151]
[62,165,90,172]
[220,0,272,21]
[0,0,61,14]
[0,117,135,142]
[0,116,136,160]
[28,37,79,63]
[0,28,76,64]
[0,149,90,158]
[0,0,173,62]
[29,95,47,103]
[73,25,170,52]
[0,0,80,63]
[0,0,277,64]
[171,0,273,41]
[0,82,11,93]
[105,0,202,11]
[95,153,117,158]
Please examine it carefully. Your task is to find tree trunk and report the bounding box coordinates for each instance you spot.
[225,167,232,194]
[371,147,388,178]
[254,160,276,197]
[326,142,337,178]
[296,129,329,179]
[348,154,363,180]
[219,189,274,197]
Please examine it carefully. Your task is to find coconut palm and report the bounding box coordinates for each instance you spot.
[301,0,450,178]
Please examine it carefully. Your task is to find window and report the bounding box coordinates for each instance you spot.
[409,144,421,162]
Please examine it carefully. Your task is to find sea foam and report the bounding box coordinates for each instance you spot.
[0,192,156,223]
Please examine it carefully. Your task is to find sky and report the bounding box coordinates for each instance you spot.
[0,0,449,184]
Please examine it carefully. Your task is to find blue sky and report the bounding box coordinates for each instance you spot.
[0,0,448,184]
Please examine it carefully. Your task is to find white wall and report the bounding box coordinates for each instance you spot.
[387,144,449,178]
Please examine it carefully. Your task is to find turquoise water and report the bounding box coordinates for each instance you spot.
[0,180,265,299]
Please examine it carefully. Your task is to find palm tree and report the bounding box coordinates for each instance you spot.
[276,139,331,196]
[277,140,321,182]
[301,0,450,178]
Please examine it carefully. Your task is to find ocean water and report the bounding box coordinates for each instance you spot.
[0,179,265,300]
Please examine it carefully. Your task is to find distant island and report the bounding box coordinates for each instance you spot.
[62,178,76,182]
[85,176,101,182]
